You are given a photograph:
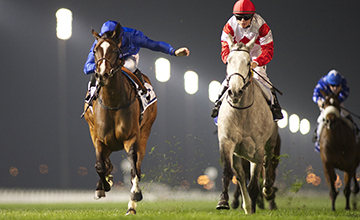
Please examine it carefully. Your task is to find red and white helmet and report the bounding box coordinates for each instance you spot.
[233,0,256,15]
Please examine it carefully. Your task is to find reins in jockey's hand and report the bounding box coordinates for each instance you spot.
[252,69,283,95]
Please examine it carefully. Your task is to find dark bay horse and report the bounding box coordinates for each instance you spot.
[83,23,157,215]
[319,89,359,211]
[231,134,281,211]
[216,35,279,214]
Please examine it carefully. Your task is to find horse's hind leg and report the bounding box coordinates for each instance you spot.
[344,171,355,210]
[323,162,338,211]
[231,182,241,209]
[352,172,359,210]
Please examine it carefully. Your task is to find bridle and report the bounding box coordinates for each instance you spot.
[226,48,254,110]
[94,39,124,78]
[93,39,137,111]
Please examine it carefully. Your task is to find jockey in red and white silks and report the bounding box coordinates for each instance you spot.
[211,0,282,121]
[220,13,274,90]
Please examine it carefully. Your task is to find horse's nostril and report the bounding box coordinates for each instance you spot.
[228,90,233,97]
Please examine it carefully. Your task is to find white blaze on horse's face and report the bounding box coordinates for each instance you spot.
[99,41,111,74]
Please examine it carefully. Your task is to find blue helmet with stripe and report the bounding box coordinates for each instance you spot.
[326,69,342,85]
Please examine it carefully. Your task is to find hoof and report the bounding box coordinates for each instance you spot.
[131,191,143,202]
[269,200,278,210]
[231,199,239,209]
[125,208,136,215]
[94,190,105,200]
[216,201,230,210]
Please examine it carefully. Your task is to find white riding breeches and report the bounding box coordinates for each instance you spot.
[124,53,139,73]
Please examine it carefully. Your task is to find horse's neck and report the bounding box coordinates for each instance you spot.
[100,73,134,104]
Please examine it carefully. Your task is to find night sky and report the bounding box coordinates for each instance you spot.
[1,0,360,191]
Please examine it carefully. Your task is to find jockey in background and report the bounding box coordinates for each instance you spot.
[312,69,358,152]
[211,0,283,121]
[84,20,190,102]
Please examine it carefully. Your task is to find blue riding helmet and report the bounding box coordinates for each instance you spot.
[100,20,124,37]
[326,69,342,85]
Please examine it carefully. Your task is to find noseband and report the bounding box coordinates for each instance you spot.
[95,56,122,78]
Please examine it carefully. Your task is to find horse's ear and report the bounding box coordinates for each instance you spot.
[320,89,327,99]
[92,28,100,40]
[112,23,122,39]
[245,36,257,50]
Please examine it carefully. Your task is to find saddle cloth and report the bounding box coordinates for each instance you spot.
[88,81,157,114]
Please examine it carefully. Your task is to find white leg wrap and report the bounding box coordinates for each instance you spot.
[130,175,140,193]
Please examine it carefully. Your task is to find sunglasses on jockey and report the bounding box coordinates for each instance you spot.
[235,14,254,21]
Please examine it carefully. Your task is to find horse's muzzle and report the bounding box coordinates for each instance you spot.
[228,89,243,103]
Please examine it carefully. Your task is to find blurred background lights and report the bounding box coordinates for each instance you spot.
[155,58,170,82]
[184,70,198,95]
[208,80,221,102]
[56,8,72,40]
[289,114,300,133]
[300,118,310,135]
[277,109,288,129]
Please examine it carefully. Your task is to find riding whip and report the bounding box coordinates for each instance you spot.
[252,69,283,95]
[341,106,360,120]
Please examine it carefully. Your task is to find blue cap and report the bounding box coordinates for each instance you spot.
[100,20,119,35]
[326,69,342,85]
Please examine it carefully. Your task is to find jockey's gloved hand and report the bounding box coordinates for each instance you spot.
[175,47,190,57]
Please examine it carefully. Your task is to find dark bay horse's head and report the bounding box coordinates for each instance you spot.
[92,23,123,86]
[226,34,256,103]
[321,89,341,130]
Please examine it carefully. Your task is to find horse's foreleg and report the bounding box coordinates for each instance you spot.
[216,143,234,210]
[233,156,252,214]
[125,137,142,216]
[94,142,112,199]
[323,162,338,211]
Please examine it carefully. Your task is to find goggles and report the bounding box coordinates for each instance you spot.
[235,14,253,21]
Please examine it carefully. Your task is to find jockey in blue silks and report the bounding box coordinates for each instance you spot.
[83,20,190,101]
[312,69,356,152]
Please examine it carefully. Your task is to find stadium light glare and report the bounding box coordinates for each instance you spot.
[155,58,170,82]
[289,114,300,133]
[300,118,311,135]
[184,71,198,94]
[56,8,72,40]
[208,81,221,102]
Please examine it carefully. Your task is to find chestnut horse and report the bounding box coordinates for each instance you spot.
[231,134,281,211]
[216,35,279,214]
[319,89,359,211]
[83,24,157,215]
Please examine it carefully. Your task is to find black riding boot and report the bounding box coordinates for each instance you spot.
[271,88,283,121]
[211,85,228,118]
[85,74,97,103]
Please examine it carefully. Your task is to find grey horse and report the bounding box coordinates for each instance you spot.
[216,35,279,214]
